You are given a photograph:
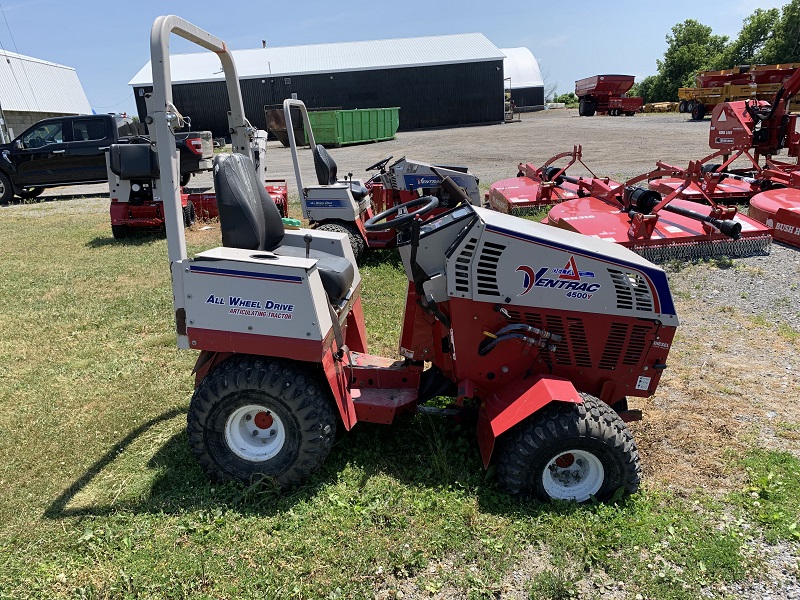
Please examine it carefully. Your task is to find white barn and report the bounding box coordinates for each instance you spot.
[0,50,91,142]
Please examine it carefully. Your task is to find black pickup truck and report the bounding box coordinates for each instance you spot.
[0,113,212,203]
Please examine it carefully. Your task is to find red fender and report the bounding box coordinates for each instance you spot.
[476,374,583,467]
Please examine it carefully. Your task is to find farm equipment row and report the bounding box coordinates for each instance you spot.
[488,65,800,254]
[678,62,799,121]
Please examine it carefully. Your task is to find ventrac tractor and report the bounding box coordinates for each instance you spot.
[137,15,680,503]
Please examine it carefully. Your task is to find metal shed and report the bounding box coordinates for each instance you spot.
[501,47,545,111]
[0,50,91,142]
[129,33,506,137]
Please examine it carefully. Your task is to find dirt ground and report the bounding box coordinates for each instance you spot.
[23,108,800,495]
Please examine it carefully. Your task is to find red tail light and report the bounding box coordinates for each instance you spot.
[185,138,204,156]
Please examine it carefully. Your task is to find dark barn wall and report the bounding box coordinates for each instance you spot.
[510,86,544,111]
[135,60,504,138]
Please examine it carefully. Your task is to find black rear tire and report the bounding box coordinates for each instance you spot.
[316,221,366,263]
[691,103,706,120]
[111,224,129,239]
[679,100,687,113]
[0,171,14,204]
[188,355,337,487]
[183,200,197,227]
[495,393,641,502]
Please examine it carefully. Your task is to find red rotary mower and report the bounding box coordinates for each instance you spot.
[487,147,772,262]
[143,15,681,503]
[486,146,586,215]
[544,160,772,262]
[650,67,800,248]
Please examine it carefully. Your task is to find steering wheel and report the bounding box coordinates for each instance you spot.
[364,196,439,231]
[365,155,393,172]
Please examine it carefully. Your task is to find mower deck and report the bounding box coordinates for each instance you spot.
[749,187,800,247]
[547,196,772,262]
[648,178,756,203]
[487,176,578,215]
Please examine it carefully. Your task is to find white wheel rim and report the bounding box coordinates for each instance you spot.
[542,449,605,501]
[224,404,286,462]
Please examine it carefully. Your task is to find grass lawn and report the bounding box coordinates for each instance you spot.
[0,200,798,599]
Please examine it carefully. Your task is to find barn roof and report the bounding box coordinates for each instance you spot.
[501,47,544,88]
[0,50,90,114]
[129,33,506,86]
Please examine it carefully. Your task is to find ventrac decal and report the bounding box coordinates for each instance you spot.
[403,174,471,190]
[516,255,601,300]
[205,294,295,320]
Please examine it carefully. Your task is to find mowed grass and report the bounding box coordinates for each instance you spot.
[0,201,798,599]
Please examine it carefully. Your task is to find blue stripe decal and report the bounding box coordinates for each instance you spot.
[189,265,303,283]
[306,199,346,208]
[485,224,676,316]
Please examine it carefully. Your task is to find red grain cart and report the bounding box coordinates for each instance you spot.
[575,74,643,116]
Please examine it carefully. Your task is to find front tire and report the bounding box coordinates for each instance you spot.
[187,355,337,487]
[19,187,44,199]
[495,394,641,502]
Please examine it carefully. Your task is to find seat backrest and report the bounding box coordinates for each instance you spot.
[214,153,285,251]
[313,144,337,185]
[109,143,159,179]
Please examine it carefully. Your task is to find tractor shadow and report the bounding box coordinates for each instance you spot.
[43,406,566,521]
[85,231,165,248]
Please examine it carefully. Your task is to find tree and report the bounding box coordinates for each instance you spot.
[630,76,659,104]
[716,8,780,67]
[655,20,728,100]
[760,0,800,63]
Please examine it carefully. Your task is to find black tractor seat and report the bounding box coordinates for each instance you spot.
[313,143,369,201]
[214,153,355,303]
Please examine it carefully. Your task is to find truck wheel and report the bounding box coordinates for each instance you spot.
[0,172,14,204]
[316,221,366,263]
[183,201,197,227]
[691,103,706,120]
[187,355,337,487]
[679,100,687,113]
[19,187,44,199]
[578,98,586,116]
[584,100,597,117]
[495,393,641,502]
[111,225,129,239]
[180,173,191,188]
[686,100,695,113]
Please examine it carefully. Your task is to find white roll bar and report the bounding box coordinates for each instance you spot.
[149,14,253,264]
[149,15,257,346]
[282,98,317,200]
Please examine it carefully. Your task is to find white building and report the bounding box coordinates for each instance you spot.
[0,50,91,142]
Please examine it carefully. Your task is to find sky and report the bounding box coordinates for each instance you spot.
[0,0,789,119]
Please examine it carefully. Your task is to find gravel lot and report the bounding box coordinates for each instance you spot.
[5,108,799,598]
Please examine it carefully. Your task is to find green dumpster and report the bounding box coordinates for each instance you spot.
[304,107,400,147]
